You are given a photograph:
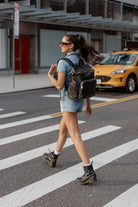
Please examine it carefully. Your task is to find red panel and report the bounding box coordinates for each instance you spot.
[15,39,20,71]
[21,35,30,74]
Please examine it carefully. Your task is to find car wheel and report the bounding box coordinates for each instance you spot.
[125,75,136,93]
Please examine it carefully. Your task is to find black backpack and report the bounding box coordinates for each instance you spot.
[58,57,96,100]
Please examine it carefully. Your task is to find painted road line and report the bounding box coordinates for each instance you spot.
[0,111,26,119]
[48,111,62,117]
[91,94,138,109]
[42,94,117,102]
[0,120,85,146]
[103,183,138,207]
[0,109,4,111]
[0,125,121,171]
[48,94,138,117]
[0,115,53,130]
[0,138,137,207]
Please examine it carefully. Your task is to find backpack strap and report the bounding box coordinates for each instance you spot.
[57,58,75,67]
[57,58,76,91]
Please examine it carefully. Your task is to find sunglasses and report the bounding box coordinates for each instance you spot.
[60,42,71,46]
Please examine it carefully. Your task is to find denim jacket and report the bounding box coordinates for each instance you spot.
[57,52,79,89]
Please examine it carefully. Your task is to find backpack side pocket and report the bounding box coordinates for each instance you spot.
[79,79,96,99]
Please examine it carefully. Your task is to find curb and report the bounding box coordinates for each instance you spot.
[0,86,54,95]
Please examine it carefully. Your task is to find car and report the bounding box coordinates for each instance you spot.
[93,50,138,93]
[93,53,109,65]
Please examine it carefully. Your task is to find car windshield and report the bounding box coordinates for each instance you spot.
[100,53,137,65]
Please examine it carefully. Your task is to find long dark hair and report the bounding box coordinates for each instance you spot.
[64,34,100,64]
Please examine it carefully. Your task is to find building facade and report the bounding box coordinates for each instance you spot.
[0,0,138,74]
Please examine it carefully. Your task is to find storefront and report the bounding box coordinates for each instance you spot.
[0,0,138,75]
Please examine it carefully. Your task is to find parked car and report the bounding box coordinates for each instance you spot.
[93,53,109,65]
[93,50,138,93]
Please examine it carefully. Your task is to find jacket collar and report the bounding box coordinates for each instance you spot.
[66,52,77,57]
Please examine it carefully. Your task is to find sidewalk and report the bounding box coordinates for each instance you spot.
[0,73,53,94]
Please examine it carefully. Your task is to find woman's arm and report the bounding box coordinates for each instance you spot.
[86,98,92,117]
[48,64,66,91]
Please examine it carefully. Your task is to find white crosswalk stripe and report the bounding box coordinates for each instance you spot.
[90,97,117,102]
[0,111,26,119]
[0,120,85,146]
[0,138,137,207]
[0,109,4,111]
[42,94,59,98]
[0,125,120,171]
[42,94,117,102]
[0,115,53,129]
[103,183,138,207]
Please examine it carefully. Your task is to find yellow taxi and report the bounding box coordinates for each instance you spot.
[93,50,138,93]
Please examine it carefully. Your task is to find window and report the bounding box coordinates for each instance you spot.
[30,0,36,8]
[123,6,133,21]
[41,0,64,11]
[8,0,30,6]
[67,0,86,15]
[101,54,137,65]
[89,0,105,17]
[108,1,121,20]
[89,0,121,20]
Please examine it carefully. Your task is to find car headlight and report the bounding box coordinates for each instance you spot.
[111,68,127,74]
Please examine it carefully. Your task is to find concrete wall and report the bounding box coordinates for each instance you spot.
[40,29,89,71]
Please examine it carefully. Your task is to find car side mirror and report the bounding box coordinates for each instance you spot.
[136,61,138,66]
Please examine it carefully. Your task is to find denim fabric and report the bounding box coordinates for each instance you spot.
[57,52,84,112]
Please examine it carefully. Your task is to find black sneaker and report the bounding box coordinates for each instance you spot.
[42,151,58,168]
[76,163,97,185]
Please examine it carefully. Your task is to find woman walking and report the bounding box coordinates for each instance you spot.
[43,34,99,185]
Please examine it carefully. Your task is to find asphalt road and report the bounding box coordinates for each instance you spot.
[0,88,138,207]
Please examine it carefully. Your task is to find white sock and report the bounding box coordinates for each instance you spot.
[54,150,60,155]
[83,163,91,167]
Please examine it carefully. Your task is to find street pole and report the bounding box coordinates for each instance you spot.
[12,2,19,89]
[13,7,15,88]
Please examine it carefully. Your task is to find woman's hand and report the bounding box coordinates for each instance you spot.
[48,64,57,75]
[86,106,92,117]
[86,98,92,117]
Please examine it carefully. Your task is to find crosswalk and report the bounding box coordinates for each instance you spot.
[42,94,117,102]
[0,95,137,207]
[103,183,138,207]
[0,138,138,207]
[0,114,53,130]
[0,125,120,171]
[0,111,26,119]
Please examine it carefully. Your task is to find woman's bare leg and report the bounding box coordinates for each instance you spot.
[62,112,90,165]
[55,117,68,153]
[43,117,67,167]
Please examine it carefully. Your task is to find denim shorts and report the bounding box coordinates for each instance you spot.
[60,89,84,112]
